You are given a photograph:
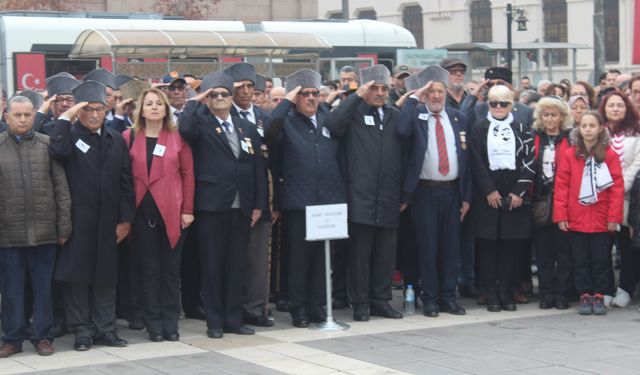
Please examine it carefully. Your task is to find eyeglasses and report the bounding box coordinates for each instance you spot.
[298,91,320,98]
[207,92,231,99]
[166,85,186,92]
[54,97,75,104]
[448,69,466,75]
[488,101,511,108]
[81,106,106,114]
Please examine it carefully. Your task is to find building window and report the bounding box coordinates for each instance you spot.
[604,0,619,63]
[470,0,493,68]
[402,5,423,48]
[358,10,377,20]
[543,0,568,66]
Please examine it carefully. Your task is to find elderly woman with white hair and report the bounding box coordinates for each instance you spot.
[470,85,535,312]
[531,96,574,310]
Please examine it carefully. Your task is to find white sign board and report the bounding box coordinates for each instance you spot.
[305,203,349,241]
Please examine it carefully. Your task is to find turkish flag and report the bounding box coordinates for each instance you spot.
[14,53,46,91]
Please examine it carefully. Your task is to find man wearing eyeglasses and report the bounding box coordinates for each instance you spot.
[440,58,468,111]
[48,80,135,352]
[35,73,79,135]
[265,69,347,328]
[180,72,266,339]
[160,72,188,124]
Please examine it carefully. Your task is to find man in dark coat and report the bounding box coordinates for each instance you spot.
[48,80,135,351]
[34,73,80,135]
[396,65,472,318]
[179,72,266,339]
[325,64,405,322]
[265,69,347,328]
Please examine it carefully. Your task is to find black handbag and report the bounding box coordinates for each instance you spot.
[532,193,553,225]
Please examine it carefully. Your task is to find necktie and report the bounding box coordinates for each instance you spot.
[434,113,449,176]
[174,111,182,118]
[240,111,250,119]
[222,121,232,133]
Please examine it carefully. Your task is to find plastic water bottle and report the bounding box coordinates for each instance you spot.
[405,284,415,315]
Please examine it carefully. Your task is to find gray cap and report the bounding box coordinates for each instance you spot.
[201,72,234,93]
[46,76,80,96]
[285,69,321,93]
[223,63,256,84]
[119,79,151,101]
[440,57,467,70]
[115,75,133,89]
[404,74,423,92]
[359,64,391,85]
[417,65,449,86]
[255,74,267,92]
[47,72,75,81]
[16,90,44,108]
[73,80,108,105]
[83,68,116,89]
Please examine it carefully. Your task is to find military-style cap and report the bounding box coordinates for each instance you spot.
[115,75,133,89]
[73,80,108,105]
[285,69,321,93]
[83,68,116,89]
[120,79,151,101]
[440,57,467,70]
[360,64,391,86]
[16,90,44,108]
[393,65,411,79]
[404,74,423,92]
[417,65,450,86]
[255,74,267,92]
[201,72,234,93]
[162,71,186,85]
[223,63,256,84]
[46,76,80,96]
[484,67,512,84]
[47,72,76,81]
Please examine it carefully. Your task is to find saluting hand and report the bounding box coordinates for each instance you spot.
[355,80,375,98]
[414,81,433,101]
[190,88,214,103]
[60,101,89,122]
[285,86,302,103]
[40,94,57,114]
[115,98,134,116]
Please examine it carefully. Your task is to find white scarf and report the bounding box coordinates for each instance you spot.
[579,156,614,205]
[487,112,516,171]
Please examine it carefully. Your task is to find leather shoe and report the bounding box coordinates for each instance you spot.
[73,337,92,351]
[164,331,180,341]
[223,325,255,335]
[184,306,206,320]
[422,303,439,317]
[511,291,529,304]
[439,300,466,315]
[128,318,145,331]
[332,298,349,310]
[275,299,290,312]
[149,332,164,342]
[292,316,309,328]
[370,303,403,319]
[539,296,554,309]
[36,339,54,356]
[245,314,274,327]
[458,284,480,299]
[555,297,569,310]
[308,307,327,323]
[207,329,223,339]
[0,343,22,358]
[94,332,127,347]
[353,305,370,321]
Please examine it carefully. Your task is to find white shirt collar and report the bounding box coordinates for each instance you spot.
[216,115,234,132]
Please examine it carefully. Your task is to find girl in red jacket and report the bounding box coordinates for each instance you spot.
[554,111,624,316]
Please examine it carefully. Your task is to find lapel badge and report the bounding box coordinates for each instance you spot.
[454,117,458,122]
[216,127,222,134]
[239,127,244,134]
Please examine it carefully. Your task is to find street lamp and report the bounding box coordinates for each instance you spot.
[506,3,529,72]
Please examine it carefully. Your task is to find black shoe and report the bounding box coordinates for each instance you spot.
[422,303,439,317]
[332,298,349,310]
[370,303,403,319]
[128,318,145,331]
[184,306,206,320]
[555,297,569,310]
[308,307,327,323]
[223,325,255,335]
[207,329,223,339]
[149,332,164,342]
[51,323,67,338]
[245,314,274,327]
[458,284,480,299]
[487,287,501,312]
[539,296,554,310]
[94,332,127,347]
[73,337,92,351]
[500,293,517,311]
[275,299,290,312]
[439,300,466,315]
[353,305,370,321]
[164,331,180,341]
[292,316,309,328]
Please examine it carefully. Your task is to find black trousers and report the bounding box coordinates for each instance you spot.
[134,216,184,334]
[397,209,420,290]
[533,224,573,298]
[476,239,520,288]
[571,232,611,295]
[64,282,117,339]
[411,184,460,304]
[180,226,202,313]
[618,226,640,295]
[197,209,249,330]
[332,239,348,301]
[347,223,397,306]
[270,216,289,301]
[117,239,141,323]
[285,211,326,313]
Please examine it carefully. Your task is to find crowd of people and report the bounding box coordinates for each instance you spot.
[0,57,639,359]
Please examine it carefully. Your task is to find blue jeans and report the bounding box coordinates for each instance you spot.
[0,245,56,346]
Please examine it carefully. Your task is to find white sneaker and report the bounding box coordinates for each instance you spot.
[603,295,614,307]
[611,287,631,307]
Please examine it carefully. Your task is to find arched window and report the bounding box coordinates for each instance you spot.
[470,0,492,67]
[604,0,619,63]
[543,0,568,66]
[402,5,423,48]
[358,10,377,20]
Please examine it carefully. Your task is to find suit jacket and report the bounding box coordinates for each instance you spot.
[396,97,472,204]
[179,100,267,217]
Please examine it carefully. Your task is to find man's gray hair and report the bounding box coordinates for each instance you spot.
[339,65,357,75]
[6,95,34,113]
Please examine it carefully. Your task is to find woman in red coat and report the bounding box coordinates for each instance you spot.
[124,88,195,341]
[554,111,623,316]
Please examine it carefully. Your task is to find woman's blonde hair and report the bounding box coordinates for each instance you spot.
[532,96,573,132]
[487,84,514,103]
[131,88,176,134]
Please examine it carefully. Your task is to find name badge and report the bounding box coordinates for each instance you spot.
[418,113,430,121]
[241,140,250,153]
[364,115,375,126]
[257,127,264,137]
[75,139,90,153]
[153,144,166,157]
[322,127,331,139]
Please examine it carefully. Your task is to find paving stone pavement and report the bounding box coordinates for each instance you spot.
[3,292,640,374]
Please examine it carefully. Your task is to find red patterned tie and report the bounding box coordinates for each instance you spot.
[434,113,449,176]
